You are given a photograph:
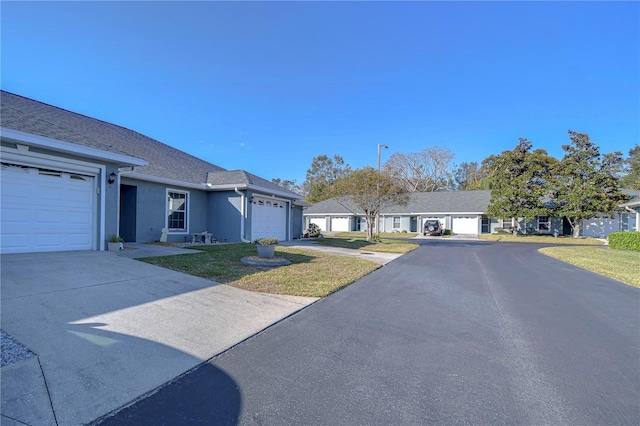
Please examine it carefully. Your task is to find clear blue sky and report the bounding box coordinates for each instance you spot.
[2,1,638,184]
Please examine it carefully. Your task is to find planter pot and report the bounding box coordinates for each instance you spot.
[256,245,276,259]
[108,242,123,252]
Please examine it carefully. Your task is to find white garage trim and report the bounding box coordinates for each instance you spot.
[2,147,107,250]
[1,162,98,253]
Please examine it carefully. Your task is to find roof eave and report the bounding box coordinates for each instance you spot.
[1,127,147,167]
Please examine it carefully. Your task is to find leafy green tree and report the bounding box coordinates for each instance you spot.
[620,144,640,190]
[384,147,455,192]
[271,178,302,195]
[552,131,626,238]
[331,167,408,241]
[302,154,352,203]
[485,138,556,235]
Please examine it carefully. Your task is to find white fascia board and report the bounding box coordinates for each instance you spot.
[1,127,147,167]
[620,199,640,208]
[205,183,249,191]
[246,184,301,200]
[204,183,300,199]
[303,212,359,216]
[121,171,209,190]
[410,211,485,215]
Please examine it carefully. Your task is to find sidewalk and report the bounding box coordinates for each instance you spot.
[279,239,403,265]
[1,248,318,425]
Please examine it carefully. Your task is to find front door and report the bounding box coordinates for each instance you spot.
[119,184,137,242]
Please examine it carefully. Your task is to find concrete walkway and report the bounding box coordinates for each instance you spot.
[1,248,318,425]
[279,239,403,265]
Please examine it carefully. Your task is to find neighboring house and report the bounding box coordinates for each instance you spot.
[304,189,640,237]
[305,191,493,234]
[0,91,303,254]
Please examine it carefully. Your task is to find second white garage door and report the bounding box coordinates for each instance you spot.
[330,217,350,232]
[251,197,287,241]
[451,216,479,235]
[1,163,96,254]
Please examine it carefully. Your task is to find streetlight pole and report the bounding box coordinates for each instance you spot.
[377,143,388,172]
[376,144,388,236]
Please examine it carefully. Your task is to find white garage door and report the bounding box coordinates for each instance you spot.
[251,197,287,241]
[309,217,327,231]
[452,216,479,234]
[331,217,350,232]
[1,163,96,253]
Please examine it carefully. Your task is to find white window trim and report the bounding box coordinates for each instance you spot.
[392,216,401,229]
[538,215,550,232]
[166,189,190,233]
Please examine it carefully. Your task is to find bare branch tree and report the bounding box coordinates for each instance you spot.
[384,147,455,192]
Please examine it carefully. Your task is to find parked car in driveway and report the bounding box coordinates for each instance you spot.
[423,220,443,236]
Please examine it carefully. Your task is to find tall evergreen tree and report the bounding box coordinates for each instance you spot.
[485,138,556,235]
[552,131,626,238]
[620,144,640,190]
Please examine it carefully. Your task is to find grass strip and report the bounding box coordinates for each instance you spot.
[539,246,640,288]
[479,234,603,245]
[315,236,419,253]
[139,244,380,297]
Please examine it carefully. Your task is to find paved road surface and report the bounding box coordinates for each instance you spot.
[97,241,639,425]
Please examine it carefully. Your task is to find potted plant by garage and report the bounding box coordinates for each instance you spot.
[107,235,125,252]
[254,237,278,259]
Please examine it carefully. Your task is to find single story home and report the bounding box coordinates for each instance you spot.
[304,189,640,238]
[1,91,303,254]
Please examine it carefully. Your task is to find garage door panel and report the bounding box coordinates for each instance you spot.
[452,216,478,234]
[331,217,349,232]
[251,198,287,241]
[1,164,96,253]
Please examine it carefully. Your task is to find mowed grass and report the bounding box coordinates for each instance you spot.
[139,243,380,297]
[316,235,419,253]
[479,234,604,245]
[539,246,640,288]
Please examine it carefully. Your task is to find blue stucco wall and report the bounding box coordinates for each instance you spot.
[207,191,243,243]
[120,178,208,243]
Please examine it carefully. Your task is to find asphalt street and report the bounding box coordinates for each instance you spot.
[96,240,639,425]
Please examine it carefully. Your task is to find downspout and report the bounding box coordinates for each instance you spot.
[234,187,251,242]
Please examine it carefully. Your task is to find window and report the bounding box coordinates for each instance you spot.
[167,191,188,231]
[393,216,401,229]
[502,218,512,229]
[538,215,550,231]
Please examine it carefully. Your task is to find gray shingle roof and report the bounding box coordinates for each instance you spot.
[206,170,301,196]
[305,190,492,215]
[1,91,299,198]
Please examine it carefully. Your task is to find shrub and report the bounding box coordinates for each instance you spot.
[306,223,322,238]
[108,234,124,243]
[254,237,278,245]
[608,232,640,252]
[443,229,451,236]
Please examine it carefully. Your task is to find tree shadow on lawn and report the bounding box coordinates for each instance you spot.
[139,244,317,285]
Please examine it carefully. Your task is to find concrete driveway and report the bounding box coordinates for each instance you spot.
[1,249,317,425]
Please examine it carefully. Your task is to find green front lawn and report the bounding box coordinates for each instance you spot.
[479,234,604,245]
[139,243,380,297]
[335,232,420,240]
[539,246,640,288]
[316,235,419,253]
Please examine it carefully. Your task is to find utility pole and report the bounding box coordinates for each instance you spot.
[376,144,388,236]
